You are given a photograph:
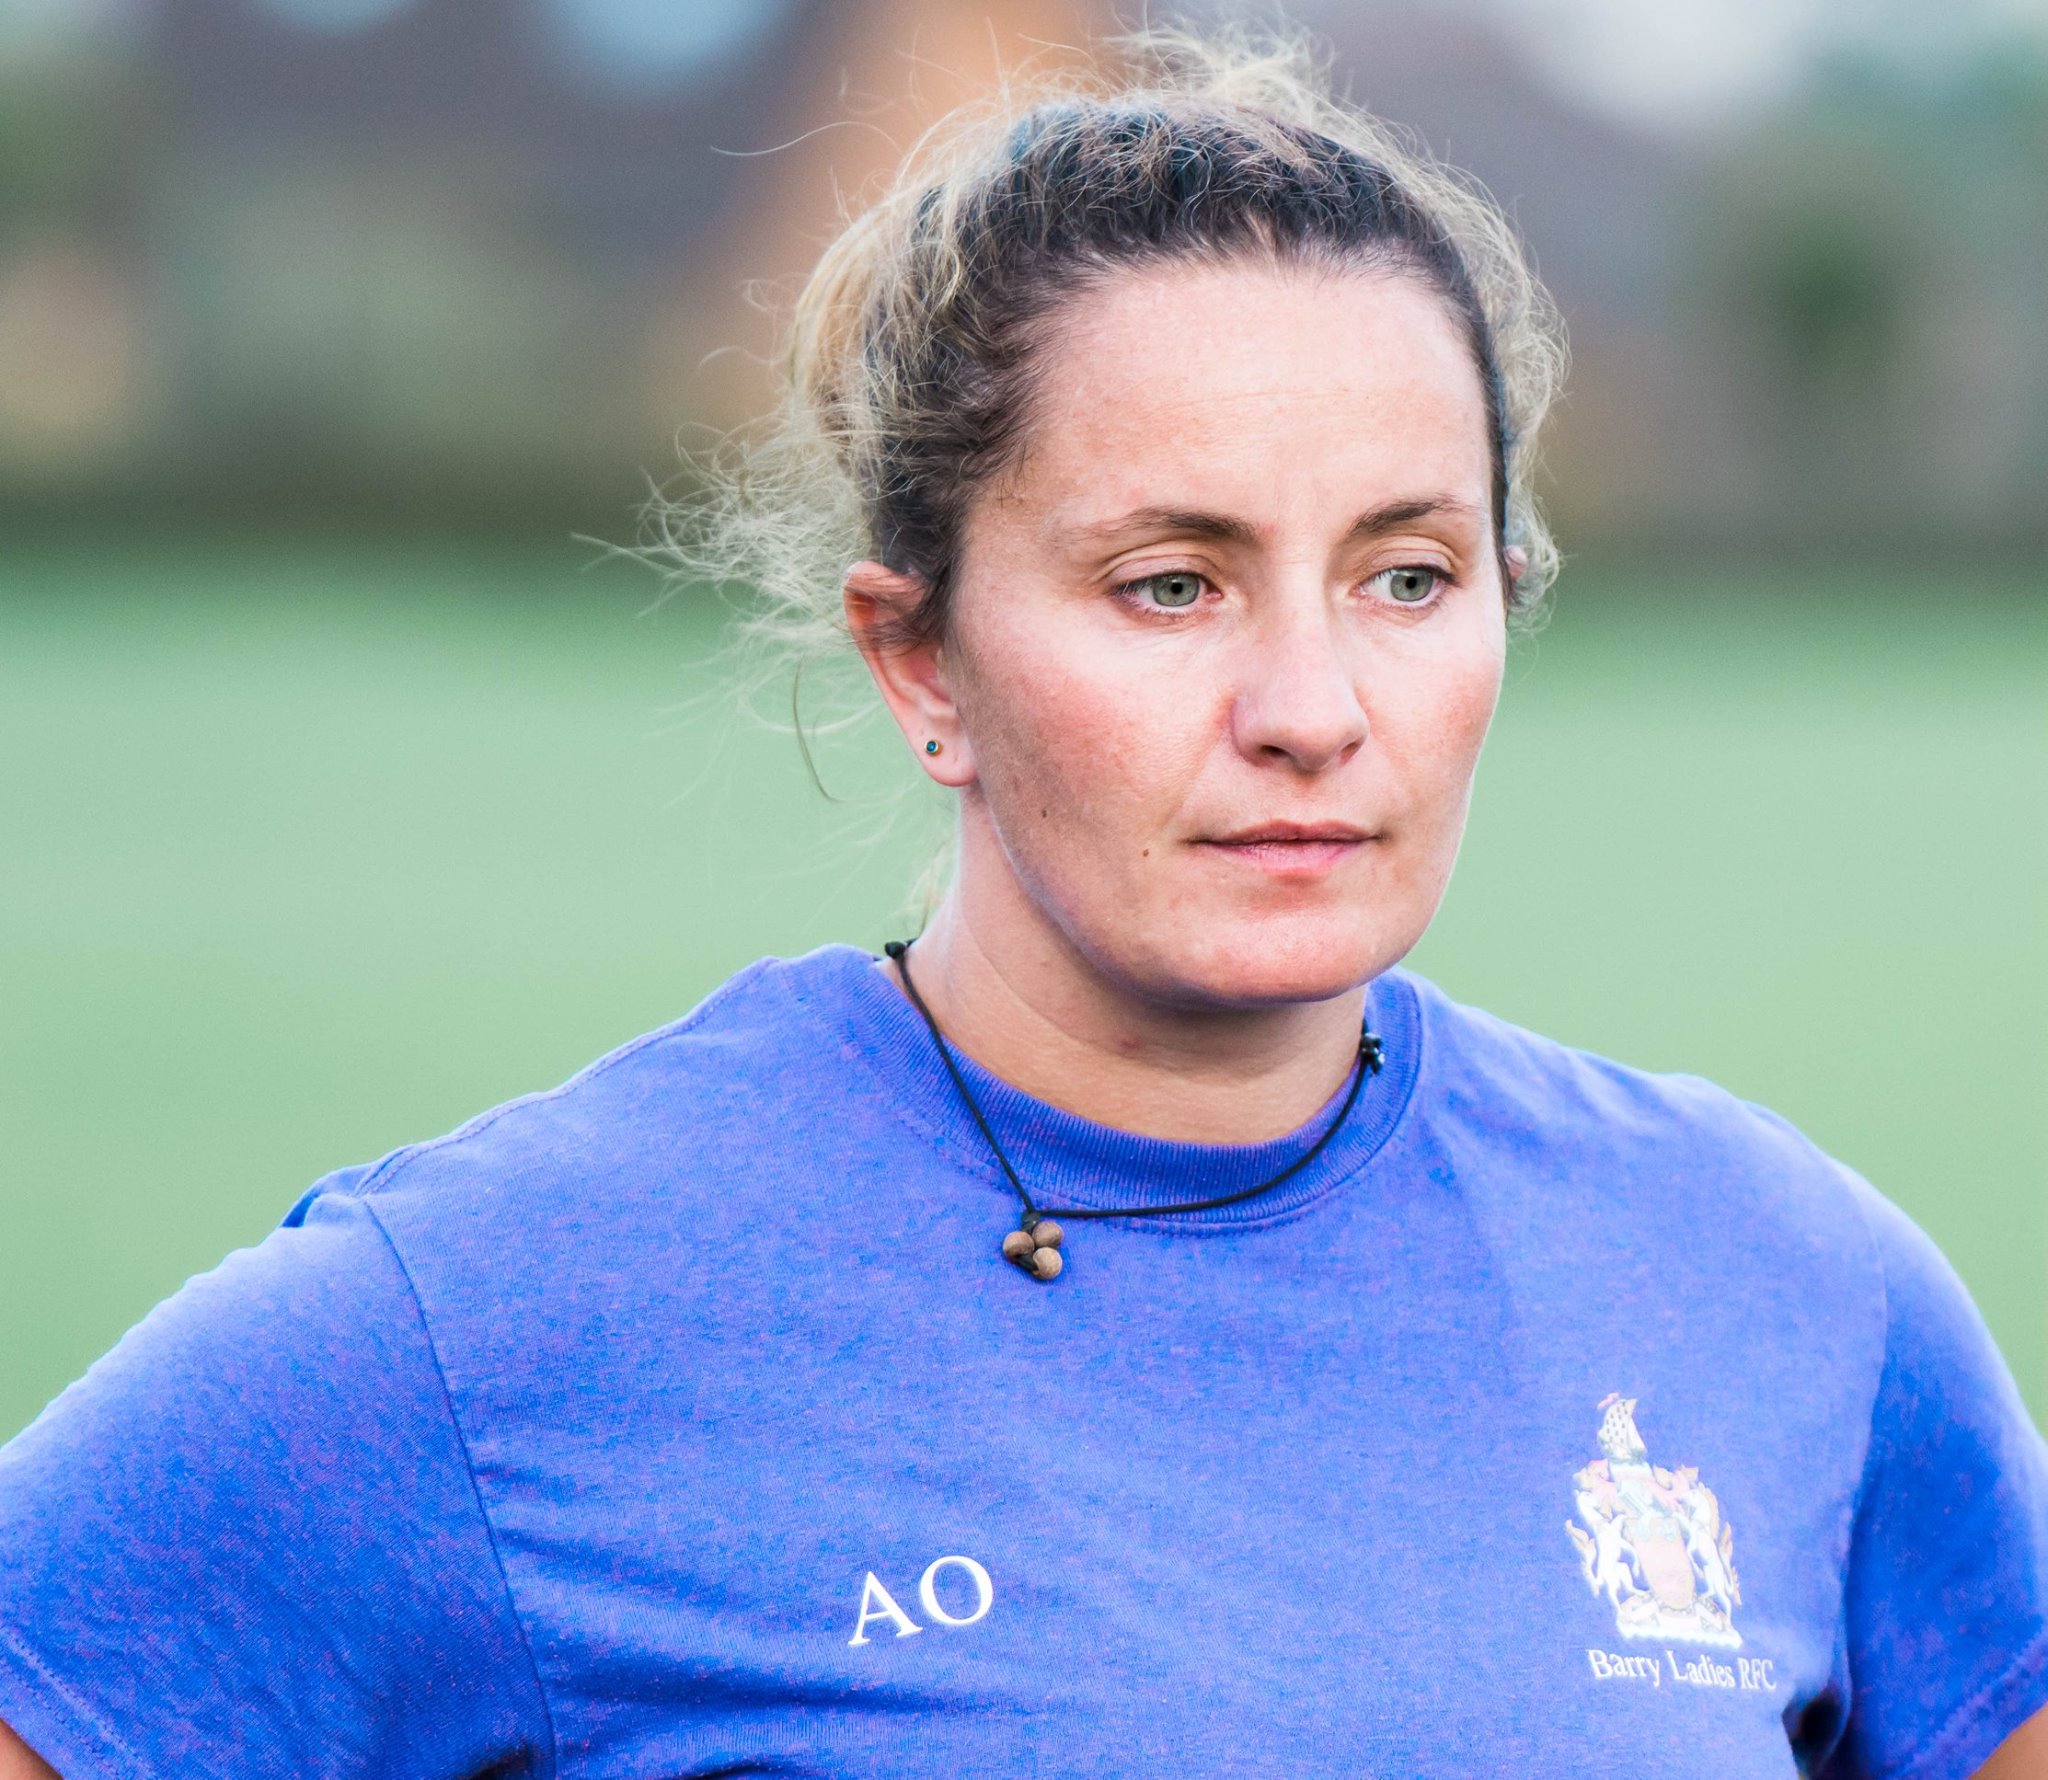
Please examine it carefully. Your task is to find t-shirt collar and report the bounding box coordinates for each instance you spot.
[796,943,1420,1227]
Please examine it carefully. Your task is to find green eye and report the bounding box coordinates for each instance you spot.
[1382,567,1442,604]
[1133,572,1203,609]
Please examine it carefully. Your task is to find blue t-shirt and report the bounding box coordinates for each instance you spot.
[3,948,2045,1778]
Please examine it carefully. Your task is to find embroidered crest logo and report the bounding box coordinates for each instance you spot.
[1567,1394,1742,1648]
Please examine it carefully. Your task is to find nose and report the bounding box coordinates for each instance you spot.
[1229,585,1369,774]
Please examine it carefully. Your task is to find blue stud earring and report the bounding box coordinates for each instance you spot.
[924,739,942,756]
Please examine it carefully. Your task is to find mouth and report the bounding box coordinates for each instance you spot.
[1194,821,1377,877]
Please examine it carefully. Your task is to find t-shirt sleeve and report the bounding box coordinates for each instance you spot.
[1824,1175,2048,1780]
[0,1186,554,1779]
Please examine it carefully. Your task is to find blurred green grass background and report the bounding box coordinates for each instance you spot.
[2,539,2043,1440]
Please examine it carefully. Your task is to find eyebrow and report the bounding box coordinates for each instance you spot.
[1342,496,1486,544]
[1076,496,1484,549]
[1074,506,1260,547]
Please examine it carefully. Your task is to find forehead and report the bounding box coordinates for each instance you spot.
[991,258,1494,536]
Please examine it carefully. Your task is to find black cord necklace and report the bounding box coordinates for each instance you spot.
[884,938,1383,1282]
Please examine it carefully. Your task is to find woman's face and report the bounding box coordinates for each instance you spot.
[867,256,1510,1010]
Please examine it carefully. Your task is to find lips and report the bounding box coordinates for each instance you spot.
[1204,821,1373,847]
[1195,821,1376,877]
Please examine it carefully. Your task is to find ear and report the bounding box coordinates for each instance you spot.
[1503,545,1530,586]
[843,561,975,787]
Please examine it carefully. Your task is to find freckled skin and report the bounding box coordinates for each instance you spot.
[948,265,1502,1007]
[848,259,1511,1139]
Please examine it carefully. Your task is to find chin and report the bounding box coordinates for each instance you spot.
[1128,908,1417,1010]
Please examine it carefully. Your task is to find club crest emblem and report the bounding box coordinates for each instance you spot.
[1567,1394,1742,1648]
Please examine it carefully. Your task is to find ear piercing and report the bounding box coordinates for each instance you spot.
[924,739,942,755]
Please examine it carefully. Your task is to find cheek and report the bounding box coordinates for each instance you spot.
[953,609,1214,837]
[1375,622,1505,808]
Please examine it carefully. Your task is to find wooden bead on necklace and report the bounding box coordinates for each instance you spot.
[883,938,1381,1288]
[1003,1219,1063,1279]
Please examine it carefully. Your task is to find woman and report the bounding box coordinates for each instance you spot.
[3,28,2044,1780]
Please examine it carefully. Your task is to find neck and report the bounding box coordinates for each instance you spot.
[889,874,1368,1147]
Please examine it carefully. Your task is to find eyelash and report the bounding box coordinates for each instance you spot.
[1112,564,1452,616]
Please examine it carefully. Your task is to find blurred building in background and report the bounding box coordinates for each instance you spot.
[0,0,2042,555]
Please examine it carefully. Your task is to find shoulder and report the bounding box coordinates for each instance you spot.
[1398,967,1853,1184]
[300,947,857,1199]
[285,946,886,1292]
[1388,967,1893,1296]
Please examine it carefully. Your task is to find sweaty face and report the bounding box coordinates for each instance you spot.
[939,257,1508,1008]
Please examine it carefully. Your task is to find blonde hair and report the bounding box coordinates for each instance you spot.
[659,23,1565,676]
